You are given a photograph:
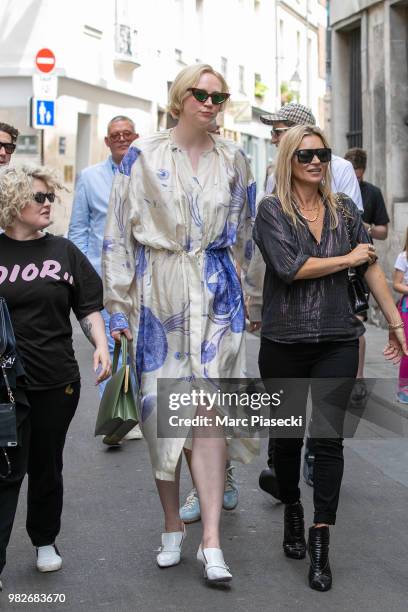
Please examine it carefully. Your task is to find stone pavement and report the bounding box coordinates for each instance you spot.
[1,324,408,612]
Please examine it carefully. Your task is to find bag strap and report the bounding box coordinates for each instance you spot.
[336,195,353,253]
[1,364,15,405]
[112,336,128,375]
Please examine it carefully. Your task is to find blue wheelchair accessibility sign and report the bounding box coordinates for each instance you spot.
[33,99,55,128]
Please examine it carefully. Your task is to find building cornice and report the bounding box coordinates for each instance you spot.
[277,0,319,34]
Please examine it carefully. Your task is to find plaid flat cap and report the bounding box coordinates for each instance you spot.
[260,103,316,126]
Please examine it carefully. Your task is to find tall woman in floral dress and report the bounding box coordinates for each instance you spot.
[103,64,256,583]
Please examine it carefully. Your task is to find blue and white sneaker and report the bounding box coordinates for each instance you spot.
[180,488,201,523]
[223,464,239,510]
[397,389,408,404]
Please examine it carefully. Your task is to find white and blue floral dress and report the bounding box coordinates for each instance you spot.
[103,130,257,480]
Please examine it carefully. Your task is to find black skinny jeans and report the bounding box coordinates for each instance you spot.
[259,338,359,525]
[0,382,80,574]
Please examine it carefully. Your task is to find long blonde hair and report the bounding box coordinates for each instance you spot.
[274,125,339,228]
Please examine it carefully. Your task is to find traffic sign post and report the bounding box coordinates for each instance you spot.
[35,48,56,73]
[32,74,58,99]
[31,49,57,163]
[32,99,55,128]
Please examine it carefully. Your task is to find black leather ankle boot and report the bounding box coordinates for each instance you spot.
[307,526,332,591]
[283,502,306,559]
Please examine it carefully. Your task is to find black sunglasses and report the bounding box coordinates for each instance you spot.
[32,192,56,204]
[0,141,16,154]
[295,148,332,164]
[188,88,230,105]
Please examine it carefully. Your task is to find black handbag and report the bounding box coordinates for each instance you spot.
[0,298,18,478]
[337,199,370,315]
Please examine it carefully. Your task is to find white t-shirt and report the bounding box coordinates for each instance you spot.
[394,251,408,284]
[265,154,363,211]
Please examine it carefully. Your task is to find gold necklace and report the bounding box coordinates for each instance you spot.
[293,199,320,223]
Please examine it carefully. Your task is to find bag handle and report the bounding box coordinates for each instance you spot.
[112,335,128,375]
[1,364,15,405]
[336,195,353,253]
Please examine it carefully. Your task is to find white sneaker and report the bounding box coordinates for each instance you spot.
[36,545,62,572]
[156,528,186,568]
[123,424,143,440]
[197,545,232,583]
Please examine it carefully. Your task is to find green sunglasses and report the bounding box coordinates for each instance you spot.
[188,88,230,105]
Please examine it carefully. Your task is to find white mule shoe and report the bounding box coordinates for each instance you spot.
[156,528,185,567]
[197,545,232,583]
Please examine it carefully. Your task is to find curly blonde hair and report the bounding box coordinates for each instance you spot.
[0,165,66,229]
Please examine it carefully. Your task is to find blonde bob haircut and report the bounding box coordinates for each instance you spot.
[274,124,339,229]
[168,63,229,119]
[0,165,66,229]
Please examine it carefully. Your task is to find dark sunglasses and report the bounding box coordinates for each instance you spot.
[32,192,56,204]
[294,148,332,164]
[188,88,230,105]
[271,127,290,137]
[108,130,135,142]
[0,141,16,154]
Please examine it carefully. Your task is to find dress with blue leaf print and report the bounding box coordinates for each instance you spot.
[103,129,258,481]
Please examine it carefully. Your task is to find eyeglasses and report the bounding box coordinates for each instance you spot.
[271,127,290,138]
[32,192,56,204]
[294,148,332,164]
[108,131,136,142]
[0,142,16,154]
[187,88,230,105]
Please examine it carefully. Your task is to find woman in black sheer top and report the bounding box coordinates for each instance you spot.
[253,125,406,592]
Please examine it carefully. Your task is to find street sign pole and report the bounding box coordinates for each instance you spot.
[31,48,57,163]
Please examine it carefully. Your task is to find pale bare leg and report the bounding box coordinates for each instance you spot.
[190,407,226,549]
[155,456,184,533]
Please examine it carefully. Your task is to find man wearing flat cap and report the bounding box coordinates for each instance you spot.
[261,103,363,209]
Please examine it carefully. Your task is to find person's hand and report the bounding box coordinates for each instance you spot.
[383,327,408,365]
[93,346,112,384]
[347,243,377,267]
[111,328,133,343]
[248,321,261,333]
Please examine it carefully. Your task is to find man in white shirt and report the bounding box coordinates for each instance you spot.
[250,104,363,499]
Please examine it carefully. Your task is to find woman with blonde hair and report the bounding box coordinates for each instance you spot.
[103,64,256,583]
[0,166,110,584]
[253,125,406,591]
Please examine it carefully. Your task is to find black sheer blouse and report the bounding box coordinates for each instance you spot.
[253,194,370,343]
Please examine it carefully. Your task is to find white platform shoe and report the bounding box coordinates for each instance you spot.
[197,546,232,583]
[156,528,186,567]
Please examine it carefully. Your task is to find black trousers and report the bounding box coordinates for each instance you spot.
[259,338,359,525]
[0,382,80,574]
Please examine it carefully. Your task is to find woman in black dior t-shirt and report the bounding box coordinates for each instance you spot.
[252,126,407,592]
[0,166,110,583]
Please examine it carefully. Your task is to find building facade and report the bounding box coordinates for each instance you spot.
[330,0,408,277]
[1,0,327,233]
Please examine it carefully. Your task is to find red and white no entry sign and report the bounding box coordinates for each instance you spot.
[35,48,56,73]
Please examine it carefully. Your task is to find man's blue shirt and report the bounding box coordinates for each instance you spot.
[68,157,118,276]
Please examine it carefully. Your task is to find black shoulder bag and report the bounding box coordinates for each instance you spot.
[0,297,18,479]
[337,199,370,315]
